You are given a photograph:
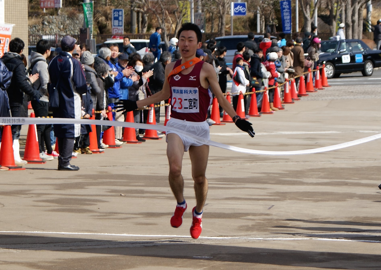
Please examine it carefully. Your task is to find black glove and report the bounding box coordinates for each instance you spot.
[234,117,255,138]
[115,100,138,113]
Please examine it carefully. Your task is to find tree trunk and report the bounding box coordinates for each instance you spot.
[141,12,148,33]
[345,3,352,39]
[358,3,365,39]
[211,12,214,33]
[352,1,359,39]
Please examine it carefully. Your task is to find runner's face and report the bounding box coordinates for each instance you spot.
[178,30,201,59]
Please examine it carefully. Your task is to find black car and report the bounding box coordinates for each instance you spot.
[318,39,381,78]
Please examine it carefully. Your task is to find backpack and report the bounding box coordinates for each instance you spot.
[27,59,45,76]
[0,59,12,91]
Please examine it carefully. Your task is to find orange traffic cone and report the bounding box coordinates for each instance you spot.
[298,75,308,96]
[0,125,25,170]
[283,80,294,104]
[315,66,324,90]
[235,92,246,118]
[321,64,330,87]
[88,110,104,153]
[248,90,261,117]
[28,101,32,110]
[273,83,284,110]
[306,69,316,92]
[54,138,59,154]
[260,88,273,114]
[210,97,225,125]
[23,113,46,164]
[103,106,121,148]
[143,104,162,140]
[123,110,142,144]
[222,93,234,122]
[290,79,300,100]
[164,98,171,127]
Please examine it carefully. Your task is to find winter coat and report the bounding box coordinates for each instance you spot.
[168,45,177,54]
[263,60,279,86]
[123,44,136,55]
[337,28,345,40]
[244,40,259,55]
[307,46,319,63]
[95,77,106,111]
[291,44,305,77]
[216,56,230,93]
[1,52,41,106]
[84,65,103,110]
[149,32,161,50]
[30,51,49,102]
[374,24,381,41]
[231,65,249,96]
[259,38,272,56]
[149,60,165,95]
[101,57,123,100]
[48,51,88,138]
[116,63,133,100]
[80,87,93,135]
[232,52,243,71]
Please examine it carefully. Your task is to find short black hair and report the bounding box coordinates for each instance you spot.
[9,38,25,53]
[312,25,317,31]
[243,51,251,61]
[217,46,227,55]
[265,33,271,39]
[254,48,263,54]
[235,57,243,64]
[36,39,50,55]
[248,32,254,40]
[177,23,202,43]
[123,36,130,40]
[109,43,119,49]
[279,33,285,39]
[156,27,163,32]
[236,42,245,52]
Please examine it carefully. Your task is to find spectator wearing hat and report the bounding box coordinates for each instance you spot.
[374,20,381,50]
[168,38,178,54]
[307,37,321,82]
[260,33,272,56]
[337,23,345,40]
[196,48,207,60]
[291,37,305,88]
[48,35,88,170]
[263,52,280,111]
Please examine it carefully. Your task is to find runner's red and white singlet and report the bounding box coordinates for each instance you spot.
[169,60,212,122]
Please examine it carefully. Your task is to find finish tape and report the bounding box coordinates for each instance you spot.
[1,117,381,156]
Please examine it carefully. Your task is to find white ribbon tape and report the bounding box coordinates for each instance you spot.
[1,117,381,156]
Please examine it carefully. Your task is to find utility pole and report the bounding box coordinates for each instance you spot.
[257,7,260,33]
[314,0,318,32]
[367,0,372,32]
[295,0,299,33]
[190,0,194,23]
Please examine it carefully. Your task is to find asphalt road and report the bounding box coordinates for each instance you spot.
[0,83,381,269]
[328,68,381,86]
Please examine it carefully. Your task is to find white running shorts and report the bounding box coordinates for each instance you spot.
[166,118,210,152]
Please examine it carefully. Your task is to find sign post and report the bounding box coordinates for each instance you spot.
[280,0,292,34]
[112,9,124,35]
[194,12,205,31]
[40,0,61,8]
[82,1,94,38]
[231,2,247,36]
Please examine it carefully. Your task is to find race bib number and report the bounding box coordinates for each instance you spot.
[171,87,199,113]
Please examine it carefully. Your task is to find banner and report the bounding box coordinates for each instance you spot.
[0,24,14,58]
[179,1,190,24]
[40,0,61,8]
[194,12,205,30]
[83,2,94,36]
[112,9,124,35]
[280,0,292,34]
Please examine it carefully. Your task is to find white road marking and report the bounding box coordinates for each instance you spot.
[0,231,379,244]
[211,131,380,136]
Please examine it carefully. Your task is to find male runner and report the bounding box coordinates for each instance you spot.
[117,23,254,239]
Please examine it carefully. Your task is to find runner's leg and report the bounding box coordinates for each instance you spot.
[167,133,185,203]
[189,144,209,213]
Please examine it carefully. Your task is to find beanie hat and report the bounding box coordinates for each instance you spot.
[81,51,94,65]
[268,52,278,61]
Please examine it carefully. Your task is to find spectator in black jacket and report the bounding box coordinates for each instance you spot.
[244,32,259,56]
[250,49,264,111]
[148,51,172,123]
[374,20,381,50]
[215,46,233,116]
[1,38,41,166]
[303,32,311,52]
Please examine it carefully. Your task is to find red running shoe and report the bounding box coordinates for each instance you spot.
[170,203,187,228]
[190,207,202,239]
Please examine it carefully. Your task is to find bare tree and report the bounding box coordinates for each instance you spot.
[132,0,150,33]
[212,0,230,36]
[323,0,343,36]
[300,0,320,32]
[344,0,367,39]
